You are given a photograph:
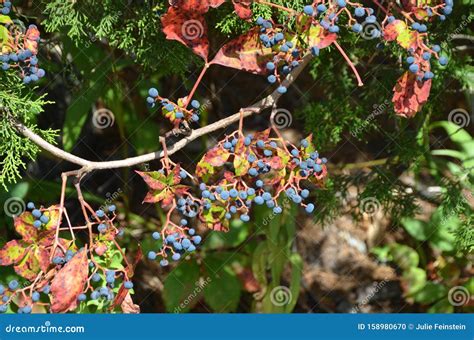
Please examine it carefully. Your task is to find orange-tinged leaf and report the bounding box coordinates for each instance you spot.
[13,246,44,281]
[50,248,89,313]
[211,28,274,74]
[392,72,432,118]
[0,240,27,266]
[304,24,337,49]
[233,0,252,19]
[161,8,209,60]
[383,20,417,49]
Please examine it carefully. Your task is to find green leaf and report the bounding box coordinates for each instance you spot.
[427,298,454,313]
[203,255,241,312]
[403,267,427,296]
[61,39,113,151]
[252,242,269,287]
[285,253,302,313]
[413,282,448,304]
[401,218,430,241]
[389,243,419,270]
[203,219,249,250]
[163,259,201,313]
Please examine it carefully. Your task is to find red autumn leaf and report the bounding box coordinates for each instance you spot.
[196,146,231,180]
[50,248,89,313]
[232,0,253,19]
[0,240,28,266]
[383,20,417,49]
[161,7,209,60]
[137,166,189,207]
[211,28,275,74]
[392,72,432,118]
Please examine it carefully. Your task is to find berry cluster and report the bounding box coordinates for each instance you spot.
[137,126,327,267]
[146,87,201,127]
[0,201,135,314]
[147,219,202,267]
[0,0,11,14]
[0,17,45,84]
[26,201,50,229]
[256,17,304,94]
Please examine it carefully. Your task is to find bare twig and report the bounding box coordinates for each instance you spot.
[11,55,313,174]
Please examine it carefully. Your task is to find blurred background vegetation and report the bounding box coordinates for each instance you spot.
[0,0,473,313]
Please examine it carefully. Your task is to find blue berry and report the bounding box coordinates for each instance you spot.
[354,7,365,17]
[32,291,40,302]
[108,204,116,212]
[148,88,159,98]
[240,214,250,222]
[182,239,191,249]
[92,273,101,282]
[305,203,315,213]
[27,202,35,210]
[317,4,327,12]
[188,228,195,236]
[172,253,181,261]
[256,180,264,187]
[352,23,362,33]
[191,100,200,109]
[148,251,157,260]
[91,291,100,300]
[8,280,18,290]
[33,220,42,229]
[192,236,202,244]
[409,64,419,73]
[78,293,87,301]
[98,224,107,233]
[273,206,282,214]
[160,259,169,267]
[277,86,287,94]
[303,5,314,16]
[96,210,105,218]
[152,232,161,240]
[254,196,264,205]
[439,56,448,66]
[39,215,49,224]
[267,75,277,84]
[42,285,50,294]
[337,0,346,7]
[32,209,41,218]
[266,62,275,70]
